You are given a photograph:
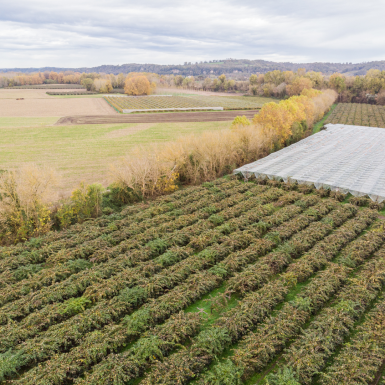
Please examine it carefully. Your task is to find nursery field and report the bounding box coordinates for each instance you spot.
[104,95,267,113]
[1,178,385,385]
[324,103,385,128]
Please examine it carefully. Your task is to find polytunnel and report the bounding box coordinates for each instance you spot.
[234,124,385,202]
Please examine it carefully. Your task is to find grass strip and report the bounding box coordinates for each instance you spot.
[312,103,337,134]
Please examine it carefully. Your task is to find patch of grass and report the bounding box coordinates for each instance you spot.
[0,119,231,191]
[312,103,338,134]
[0,117,59,128]
[185,283,240,328]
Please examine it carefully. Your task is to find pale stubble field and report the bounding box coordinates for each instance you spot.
[0,89,117,116]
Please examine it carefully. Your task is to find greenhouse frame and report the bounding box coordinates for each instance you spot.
[234,124,385,202]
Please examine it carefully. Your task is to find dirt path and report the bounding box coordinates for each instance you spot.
[55,110,260,125]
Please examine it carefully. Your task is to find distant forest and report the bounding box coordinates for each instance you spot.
[2,59,385,77]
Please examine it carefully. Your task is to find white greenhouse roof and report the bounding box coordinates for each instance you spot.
[234,124,385,202]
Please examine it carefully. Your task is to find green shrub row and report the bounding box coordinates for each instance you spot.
[0,186,277,327]
[231,221,385,382]
[141,203,354,384]
[278,245,385,384]
[1,193,318,383]
[320,281,385,385]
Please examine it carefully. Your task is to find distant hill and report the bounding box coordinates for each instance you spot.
[2,59,385,76]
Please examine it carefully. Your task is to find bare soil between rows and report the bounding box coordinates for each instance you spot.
[55,110,260,125]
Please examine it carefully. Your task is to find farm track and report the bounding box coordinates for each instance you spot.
[0,178,384,385]
[54,109,260,125]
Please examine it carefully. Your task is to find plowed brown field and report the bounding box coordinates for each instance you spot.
[55,109,260,125]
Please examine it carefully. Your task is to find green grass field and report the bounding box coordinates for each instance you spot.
[312,104,337,133]
[0,117,231,190]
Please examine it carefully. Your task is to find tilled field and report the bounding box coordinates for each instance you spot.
[0,89,117,117]
[0,89,87,99]
[55,109,260,125]
[0,178,384,385]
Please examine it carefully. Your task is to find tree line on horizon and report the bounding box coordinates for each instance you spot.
[1,68,385,103]
[2,58,385,76]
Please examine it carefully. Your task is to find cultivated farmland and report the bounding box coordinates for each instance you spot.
[0,177,384,384]
[0,118,230,191]
[104,94,267,113]
[324,103,385,128]
[0,89,117,117]
[55,109,260,125]
[0,87,273,191]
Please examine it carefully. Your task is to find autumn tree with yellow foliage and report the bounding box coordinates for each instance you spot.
[328,73,347,93]
[0,164,59,244]
[124,75,153,96]
[286,77,313,96]
[253,88,336,147]
[93,79,113,93]
[112,89,337,199]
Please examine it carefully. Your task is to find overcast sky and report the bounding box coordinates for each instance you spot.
[1,0,384,68]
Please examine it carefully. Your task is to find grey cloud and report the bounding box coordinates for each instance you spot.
[0,0,384,67]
